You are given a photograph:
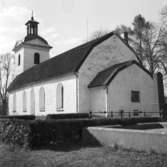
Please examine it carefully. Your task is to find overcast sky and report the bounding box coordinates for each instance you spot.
[0,0,166,56]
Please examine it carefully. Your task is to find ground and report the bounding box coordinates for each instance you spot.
[0,144,167,167]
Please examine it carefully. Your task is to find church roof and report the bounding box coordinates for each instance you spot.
[8,32,117,92]
[88,60,152,88]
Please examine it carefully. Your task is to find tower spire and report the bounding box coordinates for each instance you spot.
[31,10,34,20]
[25,11,39,36]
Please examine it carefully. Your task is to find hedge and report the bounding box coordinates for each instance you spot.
[0,119,31,148]
[0,117,161,148]
[46,113,89,120]
[0,115,35,120]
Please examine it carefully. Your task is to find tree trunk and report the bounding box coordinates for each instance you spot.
[1,99,8,115]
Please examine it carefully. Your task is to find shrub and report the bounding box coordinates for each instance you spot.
[29,119,91,147]
[46,113,89,120]
[0,119,31,148]
[0,115,35,120]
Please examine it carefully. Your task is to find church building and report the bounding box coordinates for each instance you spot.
[7,16,162,117]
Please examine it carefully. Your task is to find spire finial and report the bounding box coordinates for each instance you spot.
[31,10,34,20]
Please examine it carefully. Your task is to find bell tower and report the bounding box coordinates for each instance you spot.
[13,13,52,77]
[25,12,39,36]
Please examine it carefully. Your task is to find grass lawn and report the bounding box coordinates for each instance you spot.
[0,144,167,167]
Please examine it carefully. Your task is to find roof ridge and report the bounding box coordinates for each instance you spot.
[51,31,114,58]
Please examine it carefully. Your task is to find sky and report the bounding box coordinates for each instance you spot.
[0,0,166,57]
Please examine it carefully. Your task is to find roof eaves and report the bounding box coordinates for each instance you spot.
[24,43,52,49]
[104,68,119,85]
[8,71,76,93]
[12,42,24,51]
[88,83,106,88]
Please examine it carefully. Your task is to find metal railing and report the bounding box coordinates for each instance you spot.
[89,111,161,119]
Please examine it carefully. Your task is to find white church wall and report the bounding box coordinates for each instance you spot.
[8,74,77,116]
[8,89,30,115]
[78,35,138,113]
[90,87,107,113]
[107,64,159,117]
[24,46,50,71]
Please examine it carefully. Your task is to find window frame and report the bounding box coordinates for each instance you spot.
[23,91,27,112]
[39,87,45,112]
[131,90,140,103]
[13,93,16,113]
[30,88,35,114]
[34,52,40,64]
[56,83,64,111]
[18,54,21,66]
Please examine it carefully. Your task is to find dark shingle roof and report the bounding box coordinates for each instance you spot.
[88,60,152,88]
[8,32,115,92]
[24,35,49,45]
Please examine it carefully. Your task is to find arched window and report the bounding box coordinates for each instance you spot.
[56,83,64,110]
[30,89,35,115]
[34,52,40,64]
[23,91,27,112]
[39,87,45,112]
[13,93,16,112]
[18,54,21,66]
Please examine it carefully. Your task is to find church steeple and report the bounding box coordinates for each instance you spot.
[25,12,39,36]
[13,12,52,77]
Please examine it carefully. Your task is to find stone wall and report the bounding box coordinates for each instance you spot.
[83,125,167,154]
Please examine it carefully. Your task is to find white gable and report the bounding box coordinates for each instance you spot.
[81,35,137,73]
[107,64,159,114]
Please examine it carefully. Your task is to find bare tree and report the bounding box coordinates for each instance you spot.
[89,30,109,40]
[0,53,15,115]
[161,5,167,27]
[115,25,133,36]
[159,5,167,75]
[115,14,167,76]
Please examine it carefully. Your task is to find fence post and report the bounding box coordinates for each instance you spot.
[89,111,92,118]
